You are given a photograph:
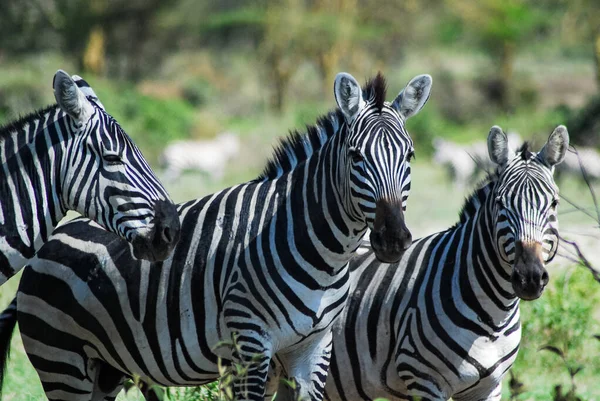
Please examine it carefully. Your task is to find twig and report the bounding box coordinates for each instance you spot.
[559,235,600,283]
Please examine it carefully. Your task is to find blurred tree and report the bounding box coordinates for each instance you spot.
[83,0,106,75]
[0,0,178,81]
[561,0,600,91]
[0,0,61,56]
[445,0,547,110]
[262,0,305,111]
[296,0,356,93]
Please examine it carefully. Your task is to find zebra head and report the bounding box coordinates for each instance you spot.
[487,125,568,300]
[53,70,180,261]
[334,72,432,263]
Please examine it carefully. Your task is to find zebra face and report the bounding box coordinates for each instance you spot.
[334,72,432,263]
[54,70,181,261]
[488,125,568,300]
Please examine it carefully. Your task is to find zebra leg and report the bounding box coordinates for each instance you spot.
[264,358,284,401]
[90,362,126,401]
[227,332,273,401]
[275,330,333,401]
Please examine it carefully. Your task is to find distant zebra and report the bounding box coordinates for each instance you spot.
[0,70,180,284]
[0,71,432,401]
[160,132,240,181]
[556,145,600,181]
[432,132,522,188]
[313,125,566,401]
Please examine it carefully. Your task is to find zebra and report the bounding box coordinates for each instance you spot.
[307,125,566,401]
[160,132,241,181]
[0,71,432,401]
[555,145,600,182]
[0,70,180,284]
[432,132,522,188]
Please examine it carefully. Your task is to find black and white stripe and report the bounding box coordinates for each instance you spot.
[0,70,180,283]
[0,72,432,401]
[319,126,568,401]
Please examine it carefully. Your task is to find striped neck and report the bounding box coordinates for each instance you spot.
[0,106,72,276]
[282,129,368,277]
[455,183,519,329]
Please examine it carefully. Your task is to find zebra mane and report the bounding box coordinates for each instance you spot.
[518,141,533,160]
[257,74,388,181]
[364,72,387,113]
[455,176,495,226]
[0,104,58,143]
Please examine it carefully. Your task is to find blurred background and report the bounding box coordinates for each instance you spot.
[0,0,599,400]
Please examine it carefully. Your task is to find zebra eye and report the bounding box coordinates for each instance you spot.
[495,197,504,208]
[406,151,415,162]
[349,148,363,164]
[103,153,122,165]
[550,198,559,209]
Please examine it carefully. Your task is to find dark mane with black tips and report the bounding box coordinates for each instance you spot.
[518,141,533,160]
[257,73,390,181]
[363,72,387,113]
[452,172,498,228]
[0,104,59,142]
[257,110,344,181]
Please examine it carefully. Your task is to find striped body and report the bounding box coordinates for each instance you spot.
[0,71,180,283]
[4,72,433,401]
[319,128,567,401]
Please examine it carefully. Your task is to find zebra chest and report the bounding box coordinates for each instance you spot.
[393,308,521,399]
[220,265,350,352]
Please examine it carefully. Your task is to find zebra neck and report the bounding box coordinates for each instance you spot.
[284,140,368,275]
[0,106,70,277]
[456,199,519,328]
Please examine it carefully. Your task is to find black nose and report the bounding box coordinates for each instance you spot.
[511,241,548,301]
[370,199,412,263]
[151,200,181,256]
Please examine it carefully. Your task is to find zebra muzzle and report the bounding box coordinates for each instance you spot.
[370,198,412,263]
[511,241,549,301]
[130,200,181,262]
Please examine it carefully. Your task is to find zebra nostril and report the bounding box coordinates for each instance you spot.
[541,270,549,286]
[161,226,173,244]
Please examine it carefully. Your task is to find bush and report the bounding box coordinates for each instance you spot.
[90,78,197,164]
[512,267,600,400]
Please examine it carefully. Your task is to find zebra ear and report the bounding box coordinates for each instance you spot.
[487,125,512,165]
[53,70,94,124]
[72,74,105,110]
[334,72,365,123]
[539,125,569,167]
[391,74,432,120]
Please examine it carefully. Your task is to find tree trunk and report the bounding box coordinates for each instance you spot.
[83,26,105,75]
[594,30,600,92]
[499,40,515,111]
[272,63,290,113]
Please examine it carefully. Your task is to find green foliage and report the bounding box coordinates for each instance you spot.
[513,268,600,400]
[522,269,600,351]
[198,7,266,33]
[445,0,546,48]
[89,78,196,163]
